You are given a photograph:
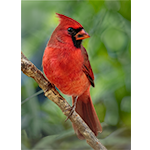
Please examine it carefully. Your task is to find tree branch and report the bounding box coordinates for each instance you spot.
[21,51,107,150]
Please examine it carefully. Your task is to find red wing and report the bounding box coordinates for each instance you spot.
[81,46,95,87]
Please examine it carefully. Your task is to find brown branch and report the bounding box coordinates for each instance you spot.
[21,51,107,150]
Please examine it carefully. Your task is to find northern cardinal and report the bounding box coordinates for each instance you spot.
[42,13,102,139]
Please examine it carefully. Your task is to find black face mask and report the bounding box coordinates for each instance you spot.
[68,27,83,48]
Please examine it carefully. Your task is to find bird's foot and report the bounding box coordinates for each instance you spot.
[65,96,78,122]
[65,104,76,122]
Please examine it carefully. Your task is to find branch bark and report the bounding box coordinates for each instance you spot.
[21,51,107,150]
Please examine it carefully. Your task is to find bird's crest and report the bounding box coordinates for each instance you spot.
[56,13,83,29]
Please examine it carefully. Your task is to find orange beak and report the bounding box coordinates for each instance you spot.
[75,29,90,40]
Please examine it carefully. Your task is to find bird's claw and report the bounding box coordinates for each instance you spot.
[65,104,76,122]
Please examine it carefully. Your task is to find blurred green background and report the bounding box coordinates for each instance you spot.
[21,0,131,149]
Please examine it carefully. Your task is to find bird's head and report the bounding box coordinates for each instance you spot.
[50,13,90,48]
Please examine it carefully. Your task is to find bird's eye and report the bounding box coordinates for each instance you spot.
[68,27,74,33]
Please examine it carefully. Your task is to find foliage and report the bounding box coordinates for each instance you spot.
[21,0,131,149]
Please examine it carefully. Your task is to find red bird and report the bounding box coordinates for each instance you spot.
[42,13,102,139]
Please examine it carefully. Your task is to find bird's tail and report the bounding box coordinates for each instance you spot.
[72,89,102,139]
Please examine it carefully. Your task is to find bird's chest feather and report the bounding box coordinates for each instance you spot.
[43,46,89,96]
[45,46,84,80]
[59,50,83,73]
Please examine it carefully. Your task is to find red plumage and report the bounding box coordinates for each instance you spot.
[42,13,102,139]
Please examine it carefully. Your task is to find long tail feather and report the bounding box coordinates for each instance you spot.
[72,90,102,139]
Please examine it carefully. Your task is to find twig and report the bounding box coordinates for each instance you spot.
[21,51,107,150]
[21,89,43,105]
